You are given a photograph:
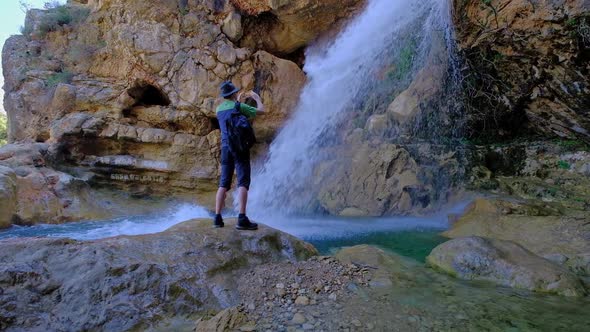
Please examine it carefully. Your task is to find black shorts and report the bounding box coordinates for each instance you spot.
[219,146,251,190]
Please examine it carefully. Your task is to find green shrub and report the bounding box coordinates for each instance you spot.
[38,4,90,37]
[566,16,590,46]
[45,71,73,87]
[557,160,571,170]
[0,113,8,146]
[554,139,590,151]
[19,24,33,37]
[566,18,577,27]
[577,17,590,45]
[386,39,417,82]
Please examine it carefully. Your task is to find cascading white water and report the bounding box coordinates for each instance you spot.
[248,0,454,217]
[0,204,211,241]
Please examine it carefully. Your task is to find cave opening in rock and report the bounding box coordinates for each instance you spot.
[127,82,170,108]
[283,46,306,68]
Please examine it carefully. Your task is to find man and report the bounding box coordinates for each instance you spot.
[213,81,265,230]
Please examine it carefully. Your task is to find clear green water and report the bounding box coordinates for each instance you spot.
[308,229,448,262]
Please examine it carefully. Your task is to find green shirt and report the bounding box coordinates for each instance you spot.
[215,100,257,119]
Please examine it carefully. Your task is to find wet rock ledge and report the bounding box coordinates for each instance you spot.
[0,219,317,331]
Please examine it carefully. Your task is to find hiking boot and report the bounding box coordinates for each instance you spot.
[236,215,258,230]
[213,214,224,228]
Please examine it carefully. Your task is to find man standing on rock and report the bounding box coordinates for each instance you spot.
[213,81,265,230]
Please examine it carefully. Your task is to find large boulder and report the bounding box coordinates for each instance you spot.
[454,0,590,141]
[427,236,586,297]
[0,219,318,331]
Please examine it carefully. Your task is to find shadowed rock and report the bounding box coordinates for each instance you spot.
[454,0,590,141]
[0,143,170,227]
[237,0,365,54]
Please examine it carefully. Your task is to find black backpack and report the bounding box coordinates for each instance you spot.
[226,102,256,157]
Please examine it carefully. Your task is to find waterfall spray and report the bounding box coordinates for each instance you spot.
[248,0,457,218]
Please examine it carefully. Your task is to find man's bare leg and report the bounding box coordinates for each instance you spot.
[215,187,227,215]
[237,186,248,215]
[213,187,227,228]
[236,186,257,230]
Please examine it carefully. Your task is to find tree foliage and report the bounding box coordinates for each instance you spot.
[0,113,8,146]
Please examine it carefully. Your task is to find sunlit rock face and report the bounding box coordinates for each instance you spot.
[2,0,363,197]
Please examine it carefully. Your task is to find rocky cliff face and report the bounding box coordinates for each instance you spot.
[2,0,362,200]
[455,0,590,142]
[3,0,589,222]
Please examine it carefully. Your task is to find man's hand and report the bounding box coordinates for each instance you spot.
[237,91,249,102]
[251,92,265,113]
[240,90,265,113]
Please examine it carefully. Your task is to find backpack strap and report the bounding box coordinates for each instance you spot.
[234,101,241,113]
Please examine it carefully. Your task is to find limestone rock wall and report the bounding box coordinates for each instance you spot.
[2,0,360,197]
[0,166,17,228]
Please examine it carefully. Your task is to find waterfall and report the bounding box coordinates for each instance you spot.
[248,0,456,218]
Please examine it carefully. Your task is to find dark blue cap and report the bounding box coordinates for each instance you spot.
[220,81,240,98]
